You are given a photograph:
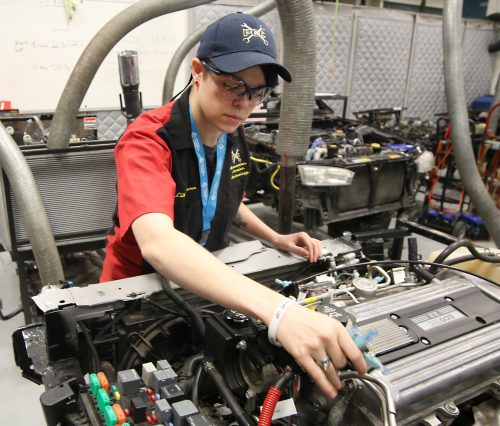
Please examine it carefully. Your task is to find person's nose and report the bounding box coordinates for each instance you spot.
[233,93,253,109]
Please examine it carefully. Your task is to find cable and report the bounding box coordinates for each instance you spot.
[204,360,255,426]
[250,156,281,190]
[270,166,280,191]
[161,277,205,343]
[429,239,500,273]
[258,371,294,426]
[0,307,22,321]
[294,260,499,287]
[143,297,186,318]
[368,265,391,288]
[118,316,186,371]
[78,321,100,372]
[94,300,141,340]
[191,363,203,407]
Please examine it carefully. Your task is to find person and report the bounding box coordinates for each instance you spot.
[101,12,367,397]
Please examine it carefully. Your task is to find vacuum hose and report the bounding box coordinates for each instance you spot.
[0,122,64,290]
[47,0,214,149]
[274,0,316,233]
[443,0,500,247]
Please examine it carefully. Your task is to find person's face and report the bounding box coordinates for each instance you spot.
[193,59,269,134]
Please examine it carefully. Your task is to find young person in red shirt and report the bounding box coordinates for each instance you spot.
[101,12,367,397]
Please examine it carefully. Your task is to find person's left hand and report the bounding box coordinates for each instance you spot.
[273,232,322,262]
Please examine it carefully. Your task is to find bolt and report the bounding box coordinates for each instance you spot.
[443,402,459,415]
[236,340,247,351]
[245,389,256,399]
[342,231,352,241]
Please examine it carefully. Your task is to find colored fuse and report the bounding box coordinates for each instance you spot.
[112,403,126,424]
[89,373,101,395]
[96,388,111,412]
[103,405,118,426]
[97,372,109,392]
[113,390,121,401]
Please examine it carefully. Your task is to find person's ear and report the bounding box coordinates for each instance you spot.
[192,58,204,85]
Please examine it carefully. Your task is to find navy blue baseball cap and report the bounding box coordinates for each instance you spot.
[197,12,292,84]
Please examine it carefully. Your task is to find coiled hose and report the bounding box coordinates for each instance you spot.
[258,370,294,426]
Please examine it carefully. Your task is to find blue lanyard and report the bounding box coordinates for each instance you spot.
[189,105,227,245]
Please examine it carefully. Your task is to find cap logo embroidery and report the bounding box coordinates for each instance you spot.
[241,23,269,46]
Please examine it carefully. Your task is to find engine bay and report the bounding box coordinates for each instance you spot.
[13,238,500,426]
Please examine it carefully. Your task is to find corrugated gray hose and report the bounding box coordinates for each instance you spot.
[443,0,500,247]
[274,0,316,158]
[47,0,214,150]
[0,122,64,287]
[487,25,500,136]
[162,0,277,104]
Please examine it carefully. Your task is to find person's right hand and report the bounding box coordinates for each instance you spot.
[275,302,367,398]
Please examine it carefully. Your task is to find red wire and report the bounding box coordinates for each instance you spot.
[258,386,282,426]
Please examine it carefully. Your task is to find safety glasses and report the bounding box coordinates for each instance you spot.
[201,60,272,105]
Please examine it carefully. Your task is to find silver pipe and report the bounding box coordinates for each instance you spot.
[339,371,397,426]
[162,0,277,104]
[0,122,64,288]
[47,0,214,150]
[443,0,500,247]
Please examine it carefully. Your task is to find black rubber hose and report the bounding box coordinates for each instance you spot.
[161,277,205,342]
[78,321,100,372]
[405,237,434,283]
[429,239,500,274]
[179,353,205,378]
[274,370,294,391]
[191,363,203,407]
[204,361,255,426]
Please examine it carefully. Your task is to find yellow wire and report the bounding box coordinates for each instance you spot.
[250,156,280,191]
[270,165,280,191]
[250,156,272,165]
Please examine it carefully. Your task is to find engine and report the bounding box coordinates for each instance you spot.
[13,238,500,426]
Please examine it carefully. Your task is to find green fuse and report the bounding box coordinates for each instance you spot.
[96,388,110,412]
[103,405,118,426]
[89,373,101,395]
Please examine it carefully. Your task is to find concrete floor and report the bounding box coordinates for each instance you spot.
[0,203,497,424]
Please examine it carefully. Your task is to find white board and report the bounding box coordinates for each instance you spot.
[0,0,190,111]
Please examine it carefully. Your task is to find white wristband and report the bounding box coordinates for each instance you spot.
[268,298,295,347]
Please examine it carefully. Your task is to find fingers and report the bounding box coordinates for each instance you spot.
[300,356,339,398]
[290,232,322,262]
[338,328,368,375]
[275,304,368,399]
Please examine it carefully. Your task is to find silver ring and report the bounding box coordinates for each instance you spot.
[319,355,330,372]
